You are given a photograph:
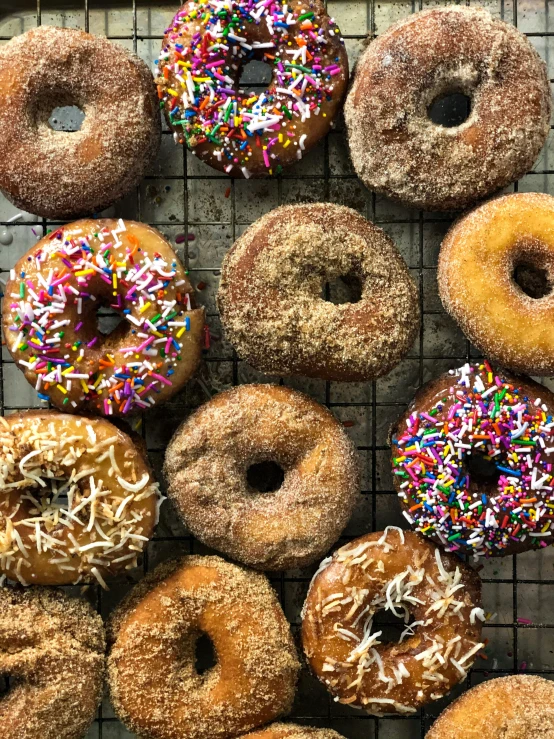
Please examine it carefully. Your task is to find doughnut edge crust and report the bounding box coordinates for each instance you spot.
[240,723,346,739]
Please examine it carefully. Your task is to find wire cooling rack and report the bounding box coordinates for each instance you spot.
[0,0,554,737]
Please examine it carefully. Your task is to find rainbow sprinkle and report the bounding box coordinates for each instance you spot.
[156,0,347,176]
[392,362,554,557]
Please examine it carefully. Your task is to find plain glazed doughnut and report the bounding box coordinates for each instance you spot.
[241,724,345,739]
[0,587,105,739]
[217,203,419,381]
[439,192,554,375]
[391,363,554,558]
[108,555,300,739]
[0,26,160,219]
[427,674,554,738]
[157,0,348,177]
[0,410,161,586]
[345,6,551,211]
[301,529,484,716]
[164,384,358,570]
[3,219,204,417]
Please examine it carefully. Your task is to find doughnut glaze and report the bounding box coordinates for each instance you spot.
[0,26,160,218]
[345,6,551,211]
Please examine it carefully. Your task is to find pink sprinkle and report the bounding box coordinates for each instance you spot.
[87,337,98,348]
[150,372,172,386]
[136,336,155,353]
[517,617,533,625]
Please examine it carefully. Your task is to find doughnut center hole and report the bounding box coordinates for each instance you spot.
[373,609,417,644]
[194,632,217,675]
[96,304,125,336]
[464,452,499,486]
[238,59,273,89]
[428,92,471,128]
[322,275,363,305]
[48,105,85,133]
[513,262,552,299]
[246,461,285,494]
[0,675,11,699]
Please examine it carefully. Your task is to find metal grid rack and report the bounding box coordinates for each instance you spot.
[0,0,553,737]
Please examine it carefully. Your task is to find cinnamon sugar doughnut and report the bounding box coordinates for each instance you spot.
[0,26,160,219]
[241,724,345,739]
[0,410,161,586]
[164,384,359,571]
[427,675,554,738]
[108,555,300,739]
[217,203,419,381]
[345,6,551,211]
[301,529,484,715]
[438,193,554,375]
[0,587,105,739]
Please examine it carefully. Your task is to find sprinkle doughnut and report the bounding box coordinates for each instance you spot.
[241,724,345,739]
[301,529,484,716]
[427,674,554,738]
[0,26,160,219]
[3,219,204,417]
[439,193,554,376]
[0,410,161,587]
[108,555,300,739]
[391,363,554,558]
[157,0,348,177]
[344,6,551,211]
[164,384,358,570]
[0,587,105,739]
[217,203,419,381]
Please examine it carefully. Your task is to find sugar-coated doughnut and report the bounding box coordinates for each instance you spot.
[439,192,554,375]
[108,555,300,739]
[302,529,484,715]
[157,0,348,177]
[3,219,204,417]
[164,384,358,570]
[241,724,345,739]
[0,410,161,586]
[217,203,419,381]
[0,26,160,219]
[427,674,554,738]
[345,6,551,211]
[0,587,105,739]
[391,363,554,558]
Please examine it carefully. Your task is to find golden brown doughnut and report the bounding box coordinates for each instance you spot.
[427,674,554,738]
[108,555,300,739]
[438,192,554,375]
[0,587,105,739]
[241,724,345,739]
[0,26,160,219]
[0,410,161,586]
[164,384,359,570]
[345,6,551,211]
[3,219,204,417]
[302,529,484,715]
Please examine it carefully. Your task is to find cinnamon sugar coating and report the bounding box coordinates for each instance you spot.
[241,723,346,739]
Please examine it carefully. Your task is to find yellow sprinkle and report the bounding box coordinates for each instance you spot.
[76,355,83,363]
[62,366,75,376]
[177,327,185,338]
[278,134,283,143]
[542,522,551,532]
[167,88,179,96]
[75,269,94,277]
[56,384,68,395]
[112,273,117,289]
[93,374,104,389]
[81,380,89,393]
[283,140,290,148]
[139,302,151,314]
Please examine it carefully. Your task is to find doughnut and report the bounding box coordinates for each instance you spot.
[2,219,204,417]
[301,528,484,715]
[217,203,419,381]
[439,192,554,375]
[0,26,160,219]
[156,0,348,177]
[0,410,161,586]
[0,587,104,739]
[391,362,554,558]
[108,555,300,739]
[427,674,554,738]
[241,724,345,739]
[164,383,359,570]
[344,6,551,211]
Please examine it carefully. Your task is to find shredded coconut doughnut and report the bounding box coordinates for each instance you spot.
[301,529,483,715]
[164,383,359,570]
[0,587,105,739]
[0,26,161,219]
[427,674,554,738]
[0,410,161,586]
[217,203,419,381]
[345,6,551,211]
[108,555,300,739]
[241,723,346,739]
[438,192,554,375]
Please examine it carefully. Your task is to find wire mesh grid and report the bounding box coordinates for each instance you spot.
[0,0,554,737]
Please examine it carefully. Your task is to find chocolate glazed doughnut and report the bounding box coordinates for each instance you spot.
[345,6,551,211]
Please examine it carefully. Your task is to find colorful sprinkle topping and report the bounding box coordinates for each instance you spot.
[392,362,554,557]
[156,0,347,176]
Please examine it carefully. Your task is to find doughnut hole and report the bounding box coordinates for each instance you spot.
[464,451,500,491]
[30,88,86,135]
[238,59,273,90]
[513,262,552,299]
[428,91,472,128]
[48,105,86,132]
[510,240,554,300]
[0,674,11,698]
[194,632,217,676]
[246,460,285,494]
[321,274,364,305]
[96,303,126,336]
[372,608,418,644]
